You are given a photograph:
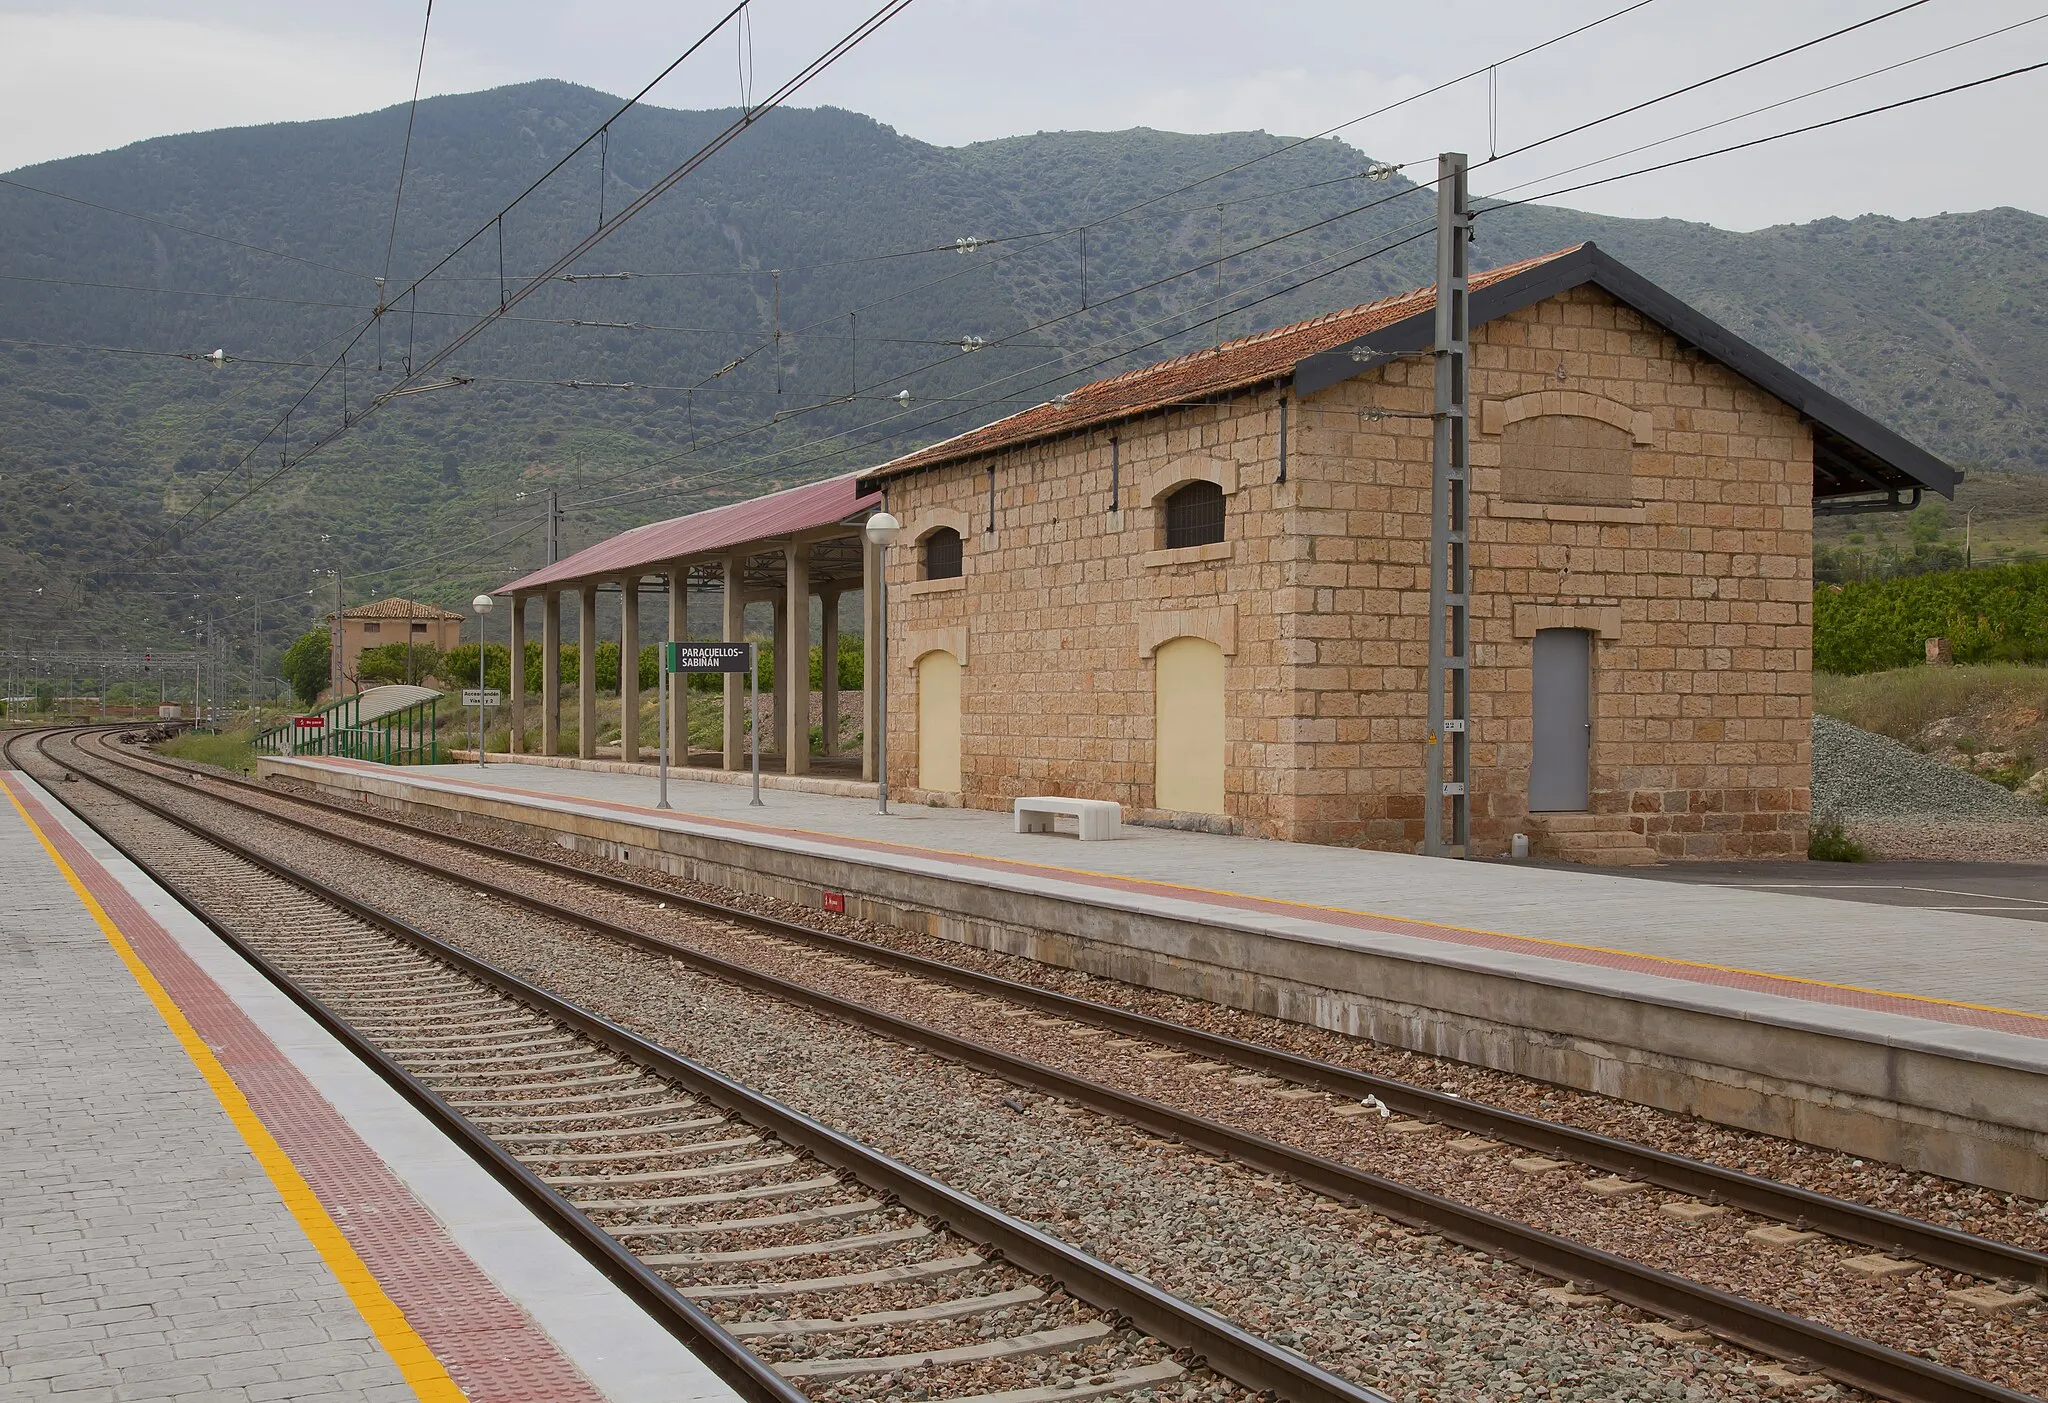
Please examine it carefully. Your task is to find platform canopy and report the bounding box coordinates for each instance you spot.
[494,472,881,597]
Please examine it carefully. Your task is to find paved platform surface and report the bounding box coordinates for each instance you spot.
[1578,859,2048,923]
[285,757,2048,1068]
[0,766,742,1403]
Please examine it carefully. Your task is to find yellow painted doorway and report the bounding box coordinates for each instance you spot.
[1154,637,1225,814]
[916,650,962,792]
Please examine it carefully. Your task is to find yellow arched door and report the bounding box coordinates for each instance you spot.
[1154,636,1225,814]
[916,650,962,792]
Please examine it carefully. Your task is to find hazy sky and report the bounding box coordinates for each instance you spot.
[3,0,2045,231]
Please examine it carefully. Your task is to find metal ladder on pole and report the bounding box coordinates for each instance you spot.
[1425,152,1472,858]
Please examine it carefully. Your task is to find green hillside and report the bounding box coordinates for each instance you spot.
[3,80,2044,671]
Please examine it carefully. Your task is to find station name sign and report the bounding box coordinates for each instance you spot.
[664,642,753,674]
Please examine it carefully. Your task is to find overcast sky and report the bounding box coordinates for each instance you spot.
[4,0,2045,231]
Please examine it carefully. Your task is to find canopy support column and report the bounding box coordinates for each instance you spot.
[578,585,598,760]
[619,576,640,764]
[783,545,810,775]
[819,585,841,757]
[508,593,526,754]
[722,553,745,770]
[668,560,688,766]
[542,590,562,756]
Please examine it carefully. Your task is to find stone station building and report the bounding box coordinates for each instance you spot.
[853,244,1957,862]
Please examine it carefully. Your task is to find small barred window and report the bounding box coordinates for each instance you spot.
[922,527,963,580]
[1162,481,1225,549]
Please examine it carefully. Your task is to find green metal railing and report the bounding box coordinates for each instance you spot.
[255,691,446,765]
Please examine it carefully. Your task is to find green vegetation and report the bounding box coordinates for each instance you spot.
[1806,819,1867,863]
[157,729,256,773]
[1815,663,2048,741]
[4,80,2043,657]
[280,629,329,708]
[1814,562,2048,674]
[356,642,442,687]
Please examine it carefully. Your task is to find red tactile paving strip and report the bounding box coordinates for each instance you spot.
[324,760,2048,1043]
[7,775,611,1403]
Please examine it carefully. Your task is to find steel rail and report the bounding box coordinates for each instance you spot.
[110,734,2048,1291]
[21,729,1394,1403]
[4,734,808,1403]
[45,730,2048,1403]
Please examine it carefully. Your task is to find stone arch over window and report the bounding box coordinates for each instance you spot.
[904,507,972,583]
[1140,455,1238,551]
[1483,391,1654,507]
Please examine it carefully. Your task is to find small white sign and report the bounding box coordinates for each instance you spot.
[462,688,502,707]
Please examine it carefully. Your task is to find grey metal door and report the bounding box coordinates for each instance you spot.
[1531,628,1591,811]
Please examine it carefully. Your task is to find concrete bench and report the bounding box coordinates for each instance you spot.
[1014,796,1122,841]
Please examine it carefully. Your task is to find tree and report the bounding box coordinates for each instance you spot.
[280,629,330,708]
[357,642,442,686]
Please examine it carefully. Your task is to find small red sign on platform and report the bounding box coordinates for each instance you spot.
[821,892,846,914]
[292,715,326,730]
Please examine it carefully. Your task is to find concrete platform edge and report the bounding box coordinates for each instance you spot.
[263,757,2048,1197]
[26,767,742,1403]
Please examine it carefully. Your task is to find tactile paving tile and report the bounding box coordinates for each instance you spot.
[10,776,610,1403]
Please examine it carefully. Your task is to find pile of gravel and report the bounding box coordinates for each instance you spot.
[1812,714,2046,820]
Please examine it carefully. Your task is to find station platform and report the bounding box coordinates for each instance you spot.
[0,766,744,1403]
[262,755,2048,1200]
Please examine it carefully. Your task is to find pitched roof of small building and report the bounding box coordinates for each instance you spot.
[860,242,1957,505]
[339,597,465,621]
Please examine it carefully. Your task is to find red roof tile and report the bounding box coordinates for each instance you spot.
[497,471,879,594]
[862,247,1583,483]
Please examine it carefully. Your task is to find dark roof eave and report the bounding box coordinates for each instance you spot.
[1292,243,1959,501]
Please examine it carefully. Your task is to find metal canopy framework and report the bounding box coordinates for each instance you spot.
[1293,241,1960,509]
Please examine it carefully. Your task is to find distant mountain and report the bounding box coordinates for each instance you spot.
[2,80,2043,657]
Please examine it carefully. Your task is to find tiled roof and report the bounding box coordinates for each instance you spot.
[862,248,1583,482]
[341,597,465,621]
[495,471,879,594]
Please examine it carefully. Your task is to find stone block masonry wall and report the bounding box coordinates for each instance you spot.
[879,284,1813,859]
[880,397,1301,834]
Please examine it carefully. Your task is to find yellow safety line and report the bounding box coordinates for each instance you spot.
[1,775,465,1403]
[364,759,2048,1029]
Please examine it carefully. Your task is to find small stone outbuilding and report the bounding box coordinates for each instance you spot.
[329,597,465,695]
[855,243,1957,862]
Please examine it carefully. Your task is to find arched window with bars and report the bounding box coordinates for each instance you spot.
[922,526,964,580]
[1161,480,1225,549]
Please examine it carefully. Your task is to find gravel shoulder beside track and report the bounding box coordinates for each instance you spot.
[41,743,1878,1403]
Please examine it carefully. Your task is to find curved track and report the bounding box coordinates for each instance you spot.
[16,727,2047,1403]
[12,728,1381,1403]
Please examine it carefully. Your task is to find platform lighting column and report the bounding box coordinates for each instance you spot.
[471,595,493,766]
[619,575,640,764]
[542,590,562,755]
[863,511,901,814]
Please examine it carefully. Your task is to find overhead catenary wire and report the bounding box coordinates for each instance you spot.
[157,0,905,546]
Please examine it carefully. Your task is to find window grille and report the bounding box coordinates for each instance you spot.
[1162,481,1225,549]
[923,527,964,580]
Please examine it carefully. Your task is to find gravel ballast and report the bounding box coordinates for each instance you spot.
[1812,715,2046,820]
[37,739,1931,1403]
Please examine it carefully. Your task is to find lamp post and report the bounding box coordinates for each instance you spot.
[472,594,494,767]
[863,510,901,816]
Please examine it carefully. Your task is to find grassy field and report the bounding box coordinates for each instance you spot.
[156,730,257,774]
[1814,664,2048,741]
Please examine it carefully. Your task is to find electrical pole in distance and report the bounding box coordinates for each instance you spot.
[1425,151,1472,859]
[547,489,561,564]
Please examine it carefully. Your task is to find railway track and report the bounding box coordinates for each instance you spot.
[10,728,1380,1403]
[19,728,2048,1403]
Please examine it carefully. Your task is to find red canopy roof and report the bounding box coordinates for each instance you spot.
[495,472,879,594]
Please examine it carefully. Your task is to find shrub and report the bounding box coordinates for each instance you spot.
[280,628,330,707]
[357,641,442,686]
[1815,562,2048,674]
[1807,819,1867,863]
